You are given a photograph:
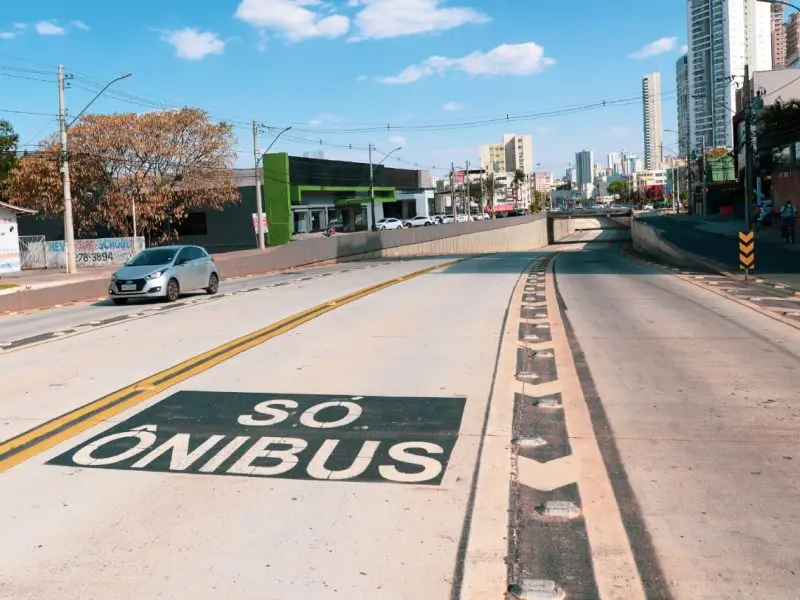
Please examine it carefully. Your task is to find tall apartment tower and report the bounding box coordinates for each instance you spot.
[787,11,800,64]
[772,1,787,68]
[687,0,773,151]
[676,54,691,160]
[480,143,506,174]
[575,150,593,186]
[502,133,534,173]
[642,71,663,170]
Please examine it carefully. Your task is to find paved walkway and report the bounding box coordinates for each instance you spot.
[645,214,800,289]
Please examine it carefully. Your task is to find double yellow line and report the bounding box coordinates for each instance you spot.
[0,259,466,473]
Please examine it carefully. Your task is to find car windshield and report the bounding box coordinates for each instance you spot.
[126,248,177,267]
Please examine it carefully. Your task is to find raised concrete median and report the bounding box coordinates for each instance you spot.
[1,214,574,313]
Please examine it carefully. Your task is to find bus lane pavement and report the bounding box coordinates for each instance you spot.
[0,257,455,446]
[0,253,540,600]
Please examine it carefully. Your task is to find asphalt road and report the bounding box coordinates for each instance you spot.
[0,261,405,347]
[3,227,799,599]
[0,252,546,599]
[555,244,800,599]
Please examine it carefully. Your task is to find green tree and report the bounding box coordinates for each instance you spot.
[607,179,628,197]
[0,119,19,190]
[531,190,547,212]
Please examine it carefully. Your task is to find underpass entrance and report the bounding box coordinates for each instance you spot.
[549,216,631,245]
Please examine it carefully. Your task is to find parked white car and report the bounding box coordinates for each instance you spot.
[455,214,469,223]
[376,218,404,230]
[404,215,435,228]
[439,215,455,224]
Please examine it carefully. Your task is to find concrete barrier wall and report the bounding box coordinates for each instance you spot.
[631,218,705,268]
[358,214,569,259]
[552,218,576,242]
[216,214,557,278]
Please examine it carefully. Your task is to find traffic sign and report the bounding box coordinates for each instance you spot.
[48,391,466,485]
[738,231,755,272]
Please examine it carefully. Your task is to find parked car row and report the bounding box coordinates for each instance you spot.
[376,213,492,230]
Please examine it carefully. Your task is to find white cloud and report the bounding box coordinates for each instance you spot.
[356,74,368,81]
[13,23,26,30]
[161,28,226,60]
[443,101,463,111]
[680,44,688,54]
[350,0,489,41]
[71,20,90,31]
[235,0,349,42]
[388,135,406,146]
[308,113,341,126]
[628,36,677,59]
[35,21,65,35]
[0,32,15,40]
[380,42,555,84]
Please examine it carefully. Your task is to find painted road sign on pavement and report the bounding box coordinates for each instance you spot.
[738,231,754,270]
[48,391,466,485]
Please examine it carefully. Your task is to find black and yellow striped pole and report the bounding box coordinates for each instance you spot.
[739,231,754,280]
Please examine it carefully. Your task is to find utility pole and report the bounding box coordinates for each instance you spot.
[252,120,266,249]
[58,64,77,275]
[700,136,707,217]
[464,160,470,219]
[480,169,485,214]
[744,63,754,231]
[369,144,376,230]
[450,162,456,223]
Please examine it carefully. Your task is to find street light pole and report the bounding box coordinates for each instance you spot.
[369,145,402,230]
[58,67,132,274]
[252,124,291,248]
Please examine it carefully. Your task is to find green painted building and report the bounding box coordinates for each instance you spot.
[263,153,429,245]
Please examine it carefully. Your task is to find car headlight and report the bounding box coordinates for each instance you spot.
[146,270,164,280]
[111,274,117,282]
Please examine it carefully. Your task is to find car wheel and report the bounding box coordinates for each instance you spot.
[206,272,219,295]
[424,222,431,226]
[165,278,180,302]
[112,298,128,305]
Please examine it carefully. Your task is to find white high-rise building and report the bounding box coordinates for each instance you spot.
[676,54,691,159]
[502,133,534,173]
[642,71,663,170]
[687,0,773,151]
[607,152,622,174]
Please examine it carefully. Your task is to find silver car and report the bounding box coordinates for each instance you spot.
[108,245,219,305]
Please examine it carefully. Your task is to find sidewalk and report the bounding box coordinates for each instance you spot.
[0,267,115,295]
[645,214,800,289]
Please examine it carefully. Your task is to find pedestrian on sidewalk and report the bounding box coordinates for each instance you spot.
[780,199,796,243]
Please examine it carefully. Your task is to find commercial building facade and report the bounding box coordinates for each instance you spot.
[263,154,433,245]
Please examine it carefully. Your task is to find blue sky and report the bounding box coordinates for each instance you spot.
[1,0,687,178]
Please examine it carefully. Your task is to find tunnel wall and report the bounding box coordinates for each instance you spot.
[356,214,573,259]
[630,218,707,268]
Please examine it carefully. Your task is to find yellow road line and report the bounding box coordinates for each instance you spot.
[0,258,467,473]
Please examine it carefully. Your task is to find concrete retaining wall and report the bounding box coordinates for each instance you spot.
[631,218,706,268]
